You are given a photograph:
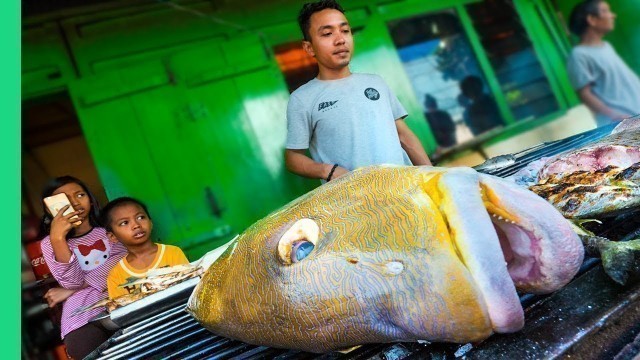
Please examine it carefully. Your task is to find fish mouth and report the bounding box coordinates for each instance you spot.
[486,193,550,295]
[424,168,582,333]
[479,175,583,294]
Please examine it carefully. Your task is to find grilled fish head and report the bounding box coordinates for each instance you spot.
[187,166,583,352]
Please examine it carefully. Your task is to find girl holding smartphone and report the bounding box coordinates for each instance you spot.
[39,176,127,359]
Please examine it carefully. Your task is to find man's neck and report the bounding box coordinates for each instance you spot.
[317,66,352,80]
[580,29,605,46]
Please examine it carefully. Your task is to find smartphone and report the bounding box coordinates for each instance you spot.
[43,193,82,226]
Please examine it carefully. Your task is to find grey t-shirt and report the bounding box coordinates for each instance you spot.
[286,73,412,171]
[567,41,640,126]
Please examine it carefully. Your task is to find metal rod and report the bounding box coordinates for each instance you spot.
[118,304,186,338]
[180,338,234,360]
[164,335,221,360]
[102,315,197,355]
[98,322,201,359]
[204,342,253,359]
[128,327,211,360]
[114,311,192,342]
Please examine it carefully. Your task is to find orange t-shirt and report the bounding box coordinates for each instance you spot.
[107,243,189,298]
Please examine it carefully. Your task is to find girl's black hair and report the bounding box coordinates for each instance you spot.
[569,0,603,37]
[298,0,345,42]
[39,176,101,239]
[100,197,151,232]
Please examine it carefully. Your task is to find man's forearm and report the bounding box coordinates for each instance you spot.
[396,120,432,166]
[285,149,332,180]
[579,86,626,120]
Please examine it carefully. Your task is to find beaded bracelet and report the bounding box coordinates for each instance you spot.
[326,164,339,182]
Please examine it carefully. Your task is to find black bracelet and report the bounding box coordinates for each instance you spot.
[326,164,339,182]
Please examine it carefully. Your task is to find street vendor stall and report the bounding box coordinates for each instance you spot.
[85,123,640,360]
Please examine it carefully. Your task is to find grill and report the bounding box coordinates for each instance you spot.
[86,124,640,360]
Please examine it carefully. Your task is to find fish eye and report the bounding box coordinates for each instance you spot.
[291,241,314,263]
[278,218,319,265]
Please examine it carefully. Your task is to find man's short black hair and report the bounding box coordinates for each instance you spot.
[100,196,151,232]
[298,0,345,42]
[568,0,603,37]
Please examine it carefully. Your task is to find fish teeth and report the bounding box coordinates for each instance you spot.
[490,213,516,224]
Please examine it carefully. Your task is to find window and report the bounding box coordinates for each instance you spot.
[388,10,505,149]
[274,42,318,93]
[465,0,559,121]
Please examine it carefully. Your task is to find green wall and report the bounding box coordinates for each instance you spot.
[23,0,602,258]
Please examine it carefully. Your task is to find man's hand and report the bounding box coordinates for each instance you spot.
[327,165,349,181]
[44,287,76,308]
[578,85,629,122]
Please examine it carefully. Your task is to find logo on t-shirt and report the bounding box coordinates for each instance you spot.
[364,88,380,100]
[318,100,339,112]
[74,238,111,271]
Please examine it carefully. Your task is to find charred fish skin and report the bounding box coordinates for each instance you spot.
[187,165,582,353]
[529,162,640,219]
[539,163,640,186]
[530,183,640,219]
[539,129,640,179]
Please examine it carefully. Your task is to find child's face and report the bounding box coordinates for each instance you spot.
[50,182,92,224]
[107,203,153,247]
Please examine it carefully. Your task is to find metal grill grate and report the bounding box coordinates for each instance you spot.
[87,124,640,360]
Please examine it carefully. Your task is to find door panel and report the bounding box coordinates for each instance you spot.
[69,36,318,259]
[127,85,234,253]
[71,95,184,245]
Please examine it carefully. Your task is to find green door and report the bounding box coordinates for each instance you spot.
[69,63,185,246]
[125,84,236,256]
[69,38,317,259]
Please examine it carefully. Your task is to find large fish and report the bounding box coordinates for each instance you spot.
[612,115,640,134]
[539,129,640,179]
[187,166,583,353]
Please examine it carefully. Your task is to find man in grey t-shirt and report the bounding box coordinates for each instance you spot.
[567,0,640,126]
[285,0,431,183]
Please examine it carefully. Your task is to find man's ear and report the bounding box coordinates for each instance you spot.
[302,40,315,57]
[586,13,598,27]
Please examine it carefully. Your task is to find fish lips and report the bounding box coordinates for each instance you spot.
[433,168,582,333]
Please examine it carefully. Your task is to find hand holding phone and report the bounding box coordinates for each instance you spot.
[44,193,82,226]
